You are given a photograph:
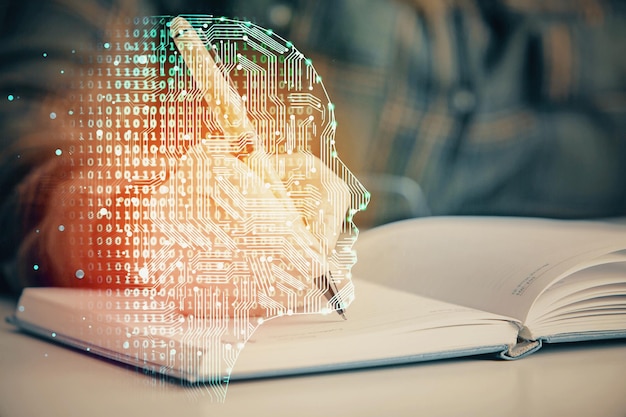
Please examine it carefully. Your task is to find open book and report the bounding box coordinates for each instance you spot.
[8,216,626,382]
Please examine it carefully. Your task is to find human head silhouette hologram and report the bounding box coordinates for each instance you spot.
[42,15,369,397]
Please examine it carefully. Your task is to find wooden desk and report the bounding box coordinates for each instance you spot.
[1,295,625,417]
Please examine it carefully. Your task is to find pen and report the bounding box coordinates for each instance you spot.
[320,273,347,320]
[170,16,347,320]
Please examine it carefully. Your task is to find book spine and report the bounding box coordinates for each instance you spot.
[499,339,542,360]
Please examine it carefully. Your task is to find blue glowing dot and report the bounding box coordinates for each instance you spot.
[58,225,65,231]
[51,332,56,338]
[33,264,39,271]
[49,112,57,120]
[305,58,312,66]
[60,70,64,74]
[68,110,74,115]
[42,52,47,58]
[328,102,335,111]
[55,148,62,156]
[286,41,293,48]
[266,29,274,36]
[7,94,14,101]
[18,305,25,312]
[103,42,110,49]
[75,269,85,279]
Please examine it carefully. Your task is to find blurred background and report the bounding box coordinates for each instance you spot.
[1,0,625,291]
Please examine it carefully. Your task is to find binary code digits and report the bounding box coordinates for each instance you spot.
[43,15,369,393]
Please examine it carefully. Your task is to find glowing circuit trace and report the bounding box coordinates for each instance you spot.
[52,15,369,393]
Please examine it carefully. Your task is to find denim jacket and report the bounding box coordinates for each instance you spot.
[228,0,626,224]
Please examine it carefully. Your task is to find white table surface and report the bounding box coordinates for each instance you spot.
[1,295,625,417]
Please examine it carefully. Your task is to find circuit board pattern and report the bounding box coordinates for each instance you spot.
[47,15,369,393]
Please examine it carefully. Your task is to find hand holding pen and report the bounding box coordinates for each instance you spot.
[168,16,350,318]
[36,16,354,321]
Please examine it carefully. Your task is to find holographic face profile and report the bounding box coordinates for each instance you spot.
[47,15,368,395]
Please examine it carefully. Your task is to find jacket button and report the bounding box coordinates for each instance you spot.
[450,87,477,114]
[268,3,293,28]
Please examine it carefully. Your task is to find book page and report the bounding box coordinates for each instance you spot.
[527,255,626,321]
[522,260,626,339]
[233,279,518,378]
[353,217,626,322]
